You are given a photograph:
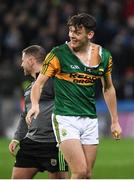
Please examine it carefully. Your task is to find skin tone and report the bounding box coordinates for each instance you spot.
[68,25,121,139]
[9,53,68,179]
[25,25,122,178]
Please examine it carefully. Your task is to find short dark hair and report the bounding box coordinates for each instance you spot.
[22,45,45,63]
[67,13,96,32]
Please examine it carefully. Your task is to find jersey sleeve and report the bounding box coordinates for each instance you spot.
[13,112,28,141]
[41,52,61,77]
[104,55,113,76]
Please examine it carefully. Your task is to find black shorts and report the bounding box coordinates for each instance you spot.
[14,137,68,172]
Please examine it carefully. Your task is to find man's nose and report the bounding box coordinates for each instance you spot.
[21,62,23,67]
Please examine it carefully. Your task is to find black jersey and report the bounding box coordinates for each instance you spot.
[14,78,56,142]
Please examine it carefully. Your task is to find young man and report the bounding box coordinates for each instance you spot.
[26,14,122,179]
[9,45,68,179]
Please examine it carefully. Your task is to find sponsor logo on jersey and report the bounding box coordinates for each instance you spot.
[70,73,99,84]
[24,90,31,96]
[56,72,100,85]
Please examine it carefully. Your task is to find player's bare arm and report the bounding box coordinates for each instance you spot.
[26,74,49,125]
[101,74,122,139]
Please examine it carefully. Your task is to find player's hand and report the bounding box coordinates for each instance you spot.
[9,140,19,156]
[26,105,39,126]
[111,122,122,140]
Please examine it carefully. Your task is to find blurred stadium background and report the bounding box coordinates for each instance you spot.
[0,0,134,179]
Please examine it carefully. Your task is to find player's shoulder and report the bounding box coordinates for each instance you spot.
[44,44,66,62]
[100,46,112,66]
[51,43,67,54]
[92,43,111,56]
[101,46,112,57]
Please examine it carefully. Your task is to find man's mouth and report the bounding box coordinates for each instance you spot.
[71,39,78,44]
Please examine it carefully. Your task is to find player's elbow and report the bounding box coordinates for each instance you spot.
[102,83,115,93]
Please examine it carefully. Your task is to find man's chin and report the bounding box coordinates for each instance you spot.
[24,71,29,76]
[70,43,78,50]
[72,45,80,52]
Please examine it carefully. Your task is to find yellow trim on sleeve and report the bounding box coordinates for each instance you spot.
[105,57,113,76]
[41,53,61,77]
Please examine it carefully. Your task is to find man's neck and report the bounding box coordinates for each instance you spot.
[31,64,41,79]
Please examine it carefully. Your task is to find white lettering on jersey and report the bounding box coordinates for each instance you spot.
[70,65,80,69]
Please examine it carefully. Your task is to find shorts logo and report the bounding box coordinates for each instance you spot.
[62,129,67,136]
[51,159,57,166]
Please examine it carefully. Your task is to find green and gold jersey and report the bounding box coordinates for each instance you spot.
[41,43,112,118]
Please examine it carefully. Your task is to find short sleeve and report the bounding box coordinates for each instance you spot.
[41,52,61,77]
[104,56,113,76]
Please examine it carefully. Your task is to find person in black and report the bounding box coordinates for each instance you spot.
[9,45,68,179]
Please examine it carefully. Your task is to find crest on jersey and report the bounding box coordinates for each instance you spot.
[98,68,104,75]
[62,129,67,136]
[51,159,57,166]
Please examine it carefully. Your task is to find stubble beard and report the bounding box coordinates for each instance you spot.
[72,41,88,52]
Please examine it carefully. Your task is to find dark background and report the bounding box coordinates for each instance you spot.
[0,0,134,137]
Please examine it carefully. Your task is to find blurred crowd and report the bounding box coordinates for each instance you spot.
[0,0,134,136]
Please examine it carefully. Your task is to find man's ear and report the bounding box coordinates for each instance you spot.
[87,31,94,40]
[29,57,35,66]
